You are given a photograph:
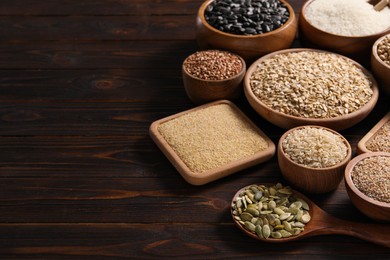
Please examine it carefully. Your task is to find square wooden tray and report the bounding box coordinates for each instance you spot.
[357,112,390,154]
[149,100,276,185]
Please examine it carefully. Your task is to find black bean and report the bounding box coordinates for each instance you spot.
[204,0,290,35]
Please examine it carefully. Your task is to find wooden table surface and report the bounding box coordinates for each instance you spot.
[0,0,389,258]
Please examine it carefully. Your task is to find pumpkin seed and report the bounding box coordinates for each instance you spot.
[268,200,276,209]
[271,231,282,238]
[262,224,271,239]
[246,208,260,217]
[245,221,256,232]
[240,212,253,221]
[255,225,263,239]
[274,207,285,215]
[232,183,311,240]
[279,230,292,238]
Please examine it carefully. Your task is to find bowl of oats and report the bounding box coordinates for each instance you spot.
[278,125,352,194]
[344,152,390,222]
[244,48,379,130]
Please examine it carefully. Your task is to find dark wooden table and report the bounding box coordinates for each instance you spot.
[0,0,389,258]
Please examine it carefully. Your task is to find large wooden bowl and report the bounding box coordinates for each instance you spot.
[195,0,298,63]
[244,48,379,131]
[278,125,352,194]
[182,50,246,105]
[344,152,390,222]
[371,34,390,96]
[299,0,390,65]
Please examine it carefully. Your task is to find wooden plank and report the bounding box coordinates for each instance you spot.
[0,223,386,259]
[0,69,185,101]
[0,176,369,224]
[0,16,195,42]
[0,0,305,16]
[0,0,203,16]
[0,41,197,69]
[0,97,387,136]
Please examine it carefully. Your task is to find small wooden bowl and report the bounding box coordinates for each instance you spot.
[299,0,390,64]
[182,50,246,105]
[149,100,276,186]
[357,112,390,154]
[344,152,390,222]
[278,125,352,194]
[244,48,379,131]
[371,34,390,96]
[195,0,298,63]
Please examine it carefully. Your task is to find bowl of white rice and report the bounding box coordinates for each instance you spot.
[299,0,390,64]
[278,125,352,194]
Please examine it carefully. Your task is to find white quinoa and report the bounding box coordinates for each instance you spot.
[250,51,373,118]
[158,103,268,173]
[351,155,390,203]
[305,0,390,36]
[282,127,348,168]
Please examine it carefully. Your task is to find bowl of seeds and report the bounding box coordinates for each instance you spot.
[371,33,390,96]
[344,152,390,222]
[182,49,246,105]
[278,125,352,194]
[300,0,390,64]
[149,100,275,185]
[244,48,379,131]
[231,183,312,241]
[196,0,298,63]
[357,112,390,154]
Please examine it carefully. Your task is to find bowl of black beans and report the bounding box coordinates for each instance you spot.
[196,0,298,63]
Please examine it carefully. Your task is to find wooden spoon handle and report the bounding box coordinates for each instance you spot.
[309,213,390,248]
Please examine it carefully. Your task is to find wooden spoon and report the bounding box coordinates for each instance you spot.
[231,185,390,248]
[369,0,389,11]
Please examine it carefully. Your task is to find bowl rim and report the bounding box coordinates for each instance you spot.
[197,0,296,38]
[301,0,390,38]
[182,49,247,82]
[344,152,390,208]
[372,33,390,69]
[244,48,379,125]
[278,125,352,171]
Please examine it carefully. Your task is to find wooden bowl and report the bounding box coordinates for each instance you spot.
[182,50,246,105]
[299,0,390,64]
[195,0,298,63]
[149,100,276,186]
[357,112,390,154]
[244,48,379,131]
[344,152,390,222]
[371,34,390,96]
[278,125,352,194]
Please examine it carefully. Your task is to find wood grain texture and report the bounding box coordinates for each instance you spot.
[0,0,389,258]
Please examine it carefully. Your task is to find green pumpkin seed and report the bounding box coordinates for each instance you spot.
[279,212,291,221]
[279,230,292,238]
[271,231,282,238]
[240,212,253,222]
[268,200,276,209]
[245,221,256,232]
[274,207,285,215]
[246,207,260,217]
[255,225,263,239]
[262,224,271,239]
